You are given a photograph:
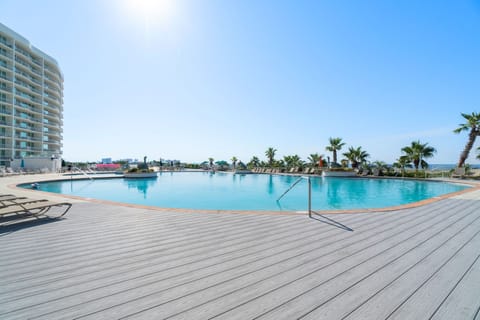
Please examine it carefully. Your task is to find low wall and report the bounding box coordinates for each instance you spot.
[322,170,357,177]
[9,158,62,172]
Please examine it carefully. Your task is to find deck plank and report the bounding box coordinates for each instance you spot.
[387,242,480,319]
[311,214,480,319]
[430,253,480,320]
[0,196,479,320]
[71,201,464,319]
[211,201,479,320]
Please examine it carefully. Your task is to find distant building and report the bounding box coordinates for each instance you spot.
[101,158,112,164]
[0,23,64,171]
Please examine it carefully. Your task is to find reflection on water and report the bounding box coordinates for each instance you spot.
[123,178,158,198]
[267,175,275,194]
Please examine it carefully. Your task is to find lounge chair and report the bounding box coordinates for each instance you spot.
[0,200,72,220]
[0,194,18,200]
[451,167,466,179]
[360,168,370,176]
[0,196,48,208]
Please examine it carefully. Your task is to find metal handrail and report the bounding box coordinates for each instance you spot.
[72,167,94,180]
[277,176,303,201]
[277,176,312,217]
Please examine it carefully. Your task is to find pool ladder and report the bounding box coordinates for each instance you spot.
[277,176,312,217]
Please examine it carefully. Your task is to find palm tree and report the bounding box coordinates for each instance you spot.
[393,155,412,176]
[248,156,260,168]
[343,146,369,169]
[283,155,293,168]
[308,153,322,167]
[372,160,388,176]
[283,154,303,168]
[208,157,214,169]
[231,156,238,170]
[326,137,345,164]
[401,140,436,171]
[453,112,480,167]
[265,147,277,167]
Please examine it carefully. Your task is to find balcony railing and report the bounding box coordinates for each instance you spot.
[14,124,41,133]
[14,57,30,69]
[31,58,42,66]
[15,146,43,152]
[0,73,11,81]
[0,60,12,70]
[15,134,42,141]
[0,50,12,60]
[0,84,12,92]
[0,38,13,48]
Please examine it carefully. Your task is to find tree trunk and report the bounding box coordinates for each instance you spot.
[333,150,337,163]
[457,129,479,167]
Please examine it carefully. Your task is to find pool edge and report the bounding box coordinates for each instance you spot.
[8,175,480,216]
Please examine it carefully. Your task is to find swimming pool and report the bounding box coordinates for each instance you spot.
[22,172,471,212]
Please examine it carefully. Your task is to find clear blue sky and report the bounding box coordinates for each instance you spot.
[2,0,479,164]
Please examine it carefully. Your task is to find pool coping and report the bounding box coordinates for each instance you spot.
[8,174,480,216]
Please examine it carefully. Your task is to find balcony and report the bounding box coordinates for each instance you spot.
[14,69,41,86]
[15,134,42,141]
[15,46,32,60]
[15,124,41,133]
[0,38,13,49]
[30,67,42,77]
[44,87,61,99]
[14,57,31,69]
[43,122,60,130]
[43,113,59,121]
[0,73,12,81]
[44,76,61,90]
[0,49,12,60]
[14,99,37,111]
[14,82,42,97]
[0,131,12,137]
[43,103,61,113]
[44,94,60,104]
[0,84,12,93]
[15,145,43,152]
[44,67,60,81]
[19,115,42,124]
[0,60,12,71]
[31,58,42,67]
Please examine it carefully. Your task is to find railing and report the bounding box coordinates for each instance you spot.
[72,167,94,180]
[277,176,312,217]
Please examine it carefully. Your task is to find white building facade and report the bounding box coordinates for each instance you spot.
[0,23,63,170]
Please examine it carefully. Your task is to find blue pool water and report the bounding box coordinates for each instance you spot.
[24,172,470,211]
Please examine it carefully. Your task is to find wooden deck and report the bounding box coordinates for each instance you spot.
[1,192,480,319]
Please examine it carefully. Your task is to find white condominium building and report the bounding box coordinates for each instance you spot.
[0,23,63,169]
